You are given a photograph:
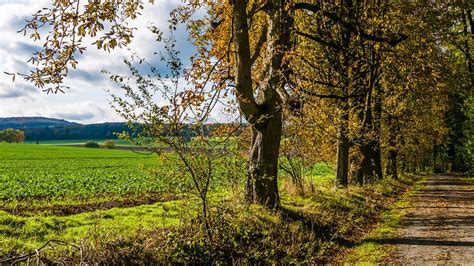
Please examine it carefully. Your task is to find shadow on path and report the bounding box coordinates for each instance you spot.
[369,237,474,247]
[384,174,474,264]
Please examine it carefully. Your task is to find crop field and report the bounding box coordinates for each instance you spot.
[0,143,166,199]
[0,143,335,203]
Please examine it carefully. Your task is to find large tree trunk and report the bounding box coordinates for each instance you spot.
[372,84,383,181]
[232,0,291,208]
[355,88,373,185]
[433,141,439,173]
[246,110,282,207]
[355,145,381,184]
[355,47,383,184]
[336,100,350,187]
[356,154,367,185]
[386,149,398,179]
[373,144,383,180]
[356,131,383,183]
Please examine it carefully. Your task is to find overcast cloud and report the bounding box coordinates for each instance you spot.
[0,0,199,124]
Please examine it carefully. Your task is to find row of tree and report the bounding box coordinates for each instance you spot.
[177,0,472,206]
[17,0,473,209]
[0,129,25,143]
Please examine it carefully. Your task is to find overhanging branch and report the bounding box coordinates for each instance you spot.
[293,2,408,46]
[296,30,342,51]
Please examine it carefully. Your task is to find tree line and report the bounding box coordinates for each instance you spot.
[14,0,473,210]
[23,123,133,141]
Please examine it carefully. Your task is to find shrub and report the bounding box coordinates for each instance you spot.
[84,141,100,148]
[104,140,116,149]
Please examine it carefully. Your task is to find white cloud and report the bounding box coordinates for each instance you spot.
[41,101,108,122]
[0,0,204,124]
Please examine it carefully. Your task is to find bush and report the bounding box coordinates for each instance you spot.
[104,140,116,149]
[84,141,100,148]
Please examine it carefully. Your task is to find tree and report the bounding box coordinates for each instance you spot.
[15,130,25,143]
[0,129,25,143]
[289,1,407,186]
[443,2,473,172]
[16,0,301,208]
[179,0,300,207]
[230,0,293,207]
[103,140,116,149]
[463,94,474,173]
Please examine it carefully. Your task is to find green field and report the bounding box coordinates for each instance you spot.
[0,143,163,199]
[0,143,189,254]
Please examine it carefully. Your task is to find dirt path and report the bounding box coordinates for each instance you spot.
[387,174,474,264]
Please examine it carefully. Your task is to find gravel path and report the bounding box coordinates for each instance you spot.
[388,174,474,265]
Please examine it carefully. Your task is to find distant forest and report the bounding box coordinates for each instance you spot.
[3,119,239,141]
[23,123,133,141]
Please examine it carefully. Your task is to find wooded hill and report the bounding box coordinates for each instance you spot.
[0,117,78,129]
[0,117,130,141]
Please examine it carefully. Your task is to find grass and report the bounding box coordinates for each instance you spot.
[344,175,427,263]
[463,175,474,184]
[77,174,423,264]
[0,199,184,254]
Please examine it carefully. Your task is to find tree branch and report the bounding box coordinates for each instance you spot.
[293,2,408,46]
[296,30,342,51]
[296,85,364,99]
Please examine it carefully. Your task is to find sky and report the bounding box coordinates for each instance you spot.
[0,0,205,124]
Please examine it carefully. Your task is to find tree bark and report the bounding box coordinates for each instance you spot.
[246,110,282,207]
[386,119,399,179]
[233,0,292,208]
[387,149,398,179]
[372,80,383,181]
[232,0,260,122]
[336,100,350,187]
[355,143,375,184]
[355,44,383,184]
[355,88,374,184]
[464,9,474,85]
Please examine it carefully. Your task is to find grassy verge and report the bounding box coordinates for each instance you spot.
[343,175,427,263]
[0,199,186,255]
[463,175,474,184]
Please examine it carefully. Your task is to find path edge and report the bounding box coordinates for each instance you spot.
[343,175,428,264]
